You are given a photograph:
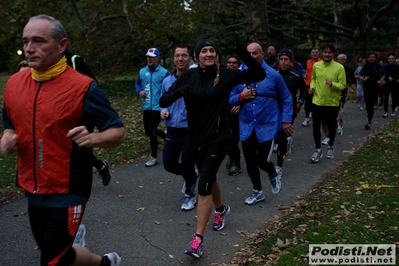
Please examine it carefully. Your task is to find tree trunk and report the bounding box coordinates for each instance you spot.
[333,1,343,54]
[244,0,269,48]
[353,0,371,63]
[354,34,369,59]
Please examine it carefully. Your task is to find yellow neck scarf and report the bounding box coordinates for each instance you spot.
[31,56,67,81]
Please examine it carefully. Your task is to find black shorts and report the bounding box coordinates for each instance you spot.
[29,204,86,266]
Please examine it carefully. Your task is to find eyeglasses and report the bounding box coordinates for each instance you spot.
[227,60,238,64]
[174,53,189,58]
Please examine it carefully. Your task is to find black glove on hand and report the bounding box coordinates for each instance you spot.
[229,34,251,62]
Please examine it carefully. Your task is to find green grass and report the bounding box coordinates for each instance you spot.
[0,75,165,203]
[229,119,399,265]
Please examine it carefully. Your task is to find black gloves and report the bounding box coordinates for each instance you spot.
[229,35,251,62]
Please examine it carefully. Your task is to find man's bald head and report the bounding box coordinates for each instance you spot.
[247,42,264,64]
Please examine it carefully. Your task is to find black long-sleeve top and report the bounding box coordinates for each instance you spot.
[159,56,265,146]
[276,67,307,107]
[384,64,399,88]
[344,64,356,85]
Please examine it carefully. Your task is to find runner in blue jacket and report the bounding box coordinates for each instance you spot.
[160,44,198,212]
[135,48,170,167]
[229,42,293,206]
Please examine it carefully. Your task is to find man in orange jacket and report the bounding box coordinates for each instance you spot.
[302,47,321,127]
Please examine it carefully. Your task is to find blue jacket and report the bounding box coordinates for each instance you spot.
[161,72,188,128]
[229,60,293,142]
[135,64,170,111]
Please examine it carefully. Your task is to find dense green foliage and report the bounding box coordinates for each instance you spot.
[0,1,398,74]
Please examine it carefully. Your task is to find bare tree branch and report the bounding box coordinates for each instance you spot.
[267,5,355,34]
[100,14,126,21]
[69,0,87,34]
[123,0,133,30]
[368,0,398,29]
[269,26,354,39]
[225,22,247,29]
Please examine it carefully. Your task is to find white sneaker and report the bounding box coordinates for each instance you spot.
[275,166,283,177]
[73,224,86,247]
[302,117,311,127]
[286,137,293,156]
[245,189,265,205]
[104,252,122,266]
[321,137,330,145]
[391,112,396,117]
[145,156,158,167]
[181,194,196,211]
[311,150,323,163]
[270,174,282,194]
[326,148,334,159]
[336,126,343,136]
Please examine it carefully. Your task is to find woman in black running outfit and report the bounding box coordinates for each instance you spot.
[159,37,265,258]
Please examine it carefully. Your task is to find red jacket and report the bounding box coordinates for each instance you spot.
[4,67,95,197]
[305,58,321,87]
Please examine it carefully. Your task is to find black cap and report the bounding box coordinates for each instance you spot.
[195,38,217,60]
[279,48,292,61]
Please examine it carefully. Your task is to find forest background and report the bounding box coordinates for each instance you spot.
[1,2,399,264]
[0,0,398,77]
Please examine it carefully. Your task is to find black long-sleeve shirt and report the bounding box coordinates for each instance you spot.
[384,64,399,88]
[159,56,265,146]
[276,67,307,107]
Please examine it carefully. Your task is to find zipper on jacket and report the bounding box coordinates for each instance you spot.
[32,82,43,194]
[150,72,153,108]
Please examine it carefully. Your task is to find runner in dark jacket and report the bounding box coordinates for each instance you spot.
[382,55,399,117]
[275,49,307,173]
[359,52,386,129]
[159,37,265,259]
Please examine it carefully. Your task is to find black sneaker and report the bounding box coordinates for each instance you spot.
[98,160,112,186]
[225,156,232,170]
[365,123,371,130]
[228,164,242,176]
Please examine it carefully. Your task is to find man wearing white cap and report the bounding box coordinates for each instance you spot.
[135,48,170,167]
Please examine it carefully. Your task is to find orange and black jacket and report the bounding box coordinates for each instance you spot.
[3,67,122,198]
